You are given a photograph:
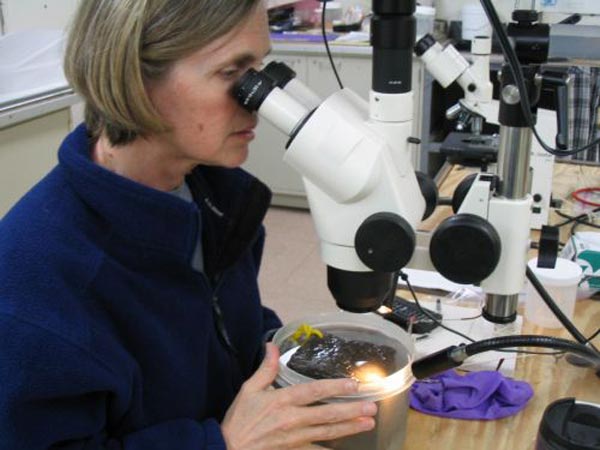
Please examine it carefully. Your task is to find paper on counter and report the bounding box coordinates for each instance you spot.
[398,268,483,295]
[413,301,523,377]
[333,31,369,43]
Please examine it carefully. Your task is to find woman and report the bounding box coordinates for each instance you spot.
[0,1,377,449]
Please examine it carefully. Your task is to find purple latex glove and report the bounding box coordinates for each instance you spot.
[409,370,534,420]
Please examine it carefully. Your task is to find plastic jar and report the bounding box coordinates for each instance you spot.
[461,3,493,40]
[416,6,436,38]
[536,398,600,449]
[272,311,415,450]
[525,257,583,329]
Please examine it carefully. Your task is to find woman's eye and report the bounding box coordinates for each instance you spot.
[221,68,240,80]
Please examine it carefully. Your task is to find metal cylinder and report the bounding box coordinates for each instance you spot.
[497,125,532,199]
[484,124,531,323]
[472,116,484,135]
[483,293,519,324]
[484,79,533,323]
[273,312,415,450]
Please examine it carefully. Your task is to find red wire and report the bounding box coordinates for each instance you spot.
[572,187,600,207]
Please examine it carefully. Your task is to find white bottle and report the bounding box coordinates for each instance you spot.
[461,2,492,41]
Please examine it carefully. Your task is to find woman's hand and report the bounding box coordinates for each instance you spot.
[221,343,378,450]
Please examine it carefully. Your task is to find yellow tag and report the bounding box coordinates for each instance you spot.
[291,323,323,344]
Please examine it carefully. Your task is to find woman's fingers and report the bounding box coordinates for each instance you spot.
[223,347,380,450]
[242,343,281,392]
[277,400,378,431]
[273,417,376,448]
[276,377,360,406]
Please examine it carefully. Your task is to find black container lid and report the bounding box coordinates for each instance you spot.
[538,398,600,449]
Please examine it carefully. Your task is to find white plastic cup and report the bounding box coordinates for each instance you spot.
[525,257,583,329]
[416,6,436,38]
[461,3,492,40]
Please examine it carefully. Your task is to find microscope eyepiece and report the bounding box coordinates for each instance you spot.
[231,64,311,138]
[414,34,436,57]
[232,69,276,113]
[372,0,415,15]
[263,61,297,89]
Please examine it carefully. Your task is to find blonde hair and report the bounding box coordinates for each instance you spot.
[64,0,262,146]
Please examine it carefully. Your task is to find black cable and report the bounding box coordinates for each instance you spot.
[555,213,600,230]
[399,271,565,357]
[553,209,600,237]
[444,313,483,321]
[479,0,600,156]
[321,1,343,90]
[413,329,600,379]
[400,271,476,343]
[411,327,600,379]
[553,207,600,228]
[463,335,600,366]
[588,328,600,342]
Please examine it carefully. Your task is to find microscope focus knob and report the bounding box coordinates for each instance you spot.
[512,9,539,24]
[355,212,416,272]
[430,214,501,284]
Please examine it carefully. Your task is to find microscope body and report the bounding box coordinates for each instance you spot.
[232,4,566,322]
[284,88,424,273]
[234,2,524,318]
[234,0,432,312]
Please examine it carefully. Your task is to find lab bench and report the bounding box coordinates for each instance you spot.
[405,160,600,449]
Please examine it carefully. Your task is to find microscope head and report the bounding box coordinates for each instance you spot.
[233,65,424,313]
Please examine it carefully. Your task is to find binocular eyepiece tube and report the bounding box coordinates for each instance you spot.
[233,64,313,138]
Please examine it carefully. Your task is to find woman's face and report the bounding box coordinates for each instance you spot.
[147,4,271,169]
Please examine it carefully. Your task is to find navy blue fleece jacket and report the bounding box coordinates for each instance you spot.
[0,124,281,449]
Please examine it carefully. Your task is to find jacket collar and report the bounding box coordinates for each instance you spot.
[58,124,270,268]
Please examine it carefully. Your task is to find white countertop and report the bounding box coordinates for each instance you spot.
[272,34,507,65]
[272,39,373,56]
[274,42,373,56]
[0,87,80,129]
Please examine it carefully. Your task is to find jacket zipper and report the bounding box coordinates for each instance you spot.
[208,272,239,357]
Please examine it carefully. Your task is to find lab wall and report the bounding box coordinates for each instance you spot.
[434,0,514,22]
[297,0,515,20]
[1,0,80,34]
[4,0,599,34]
[298,0,600,24]
[296,0,515,23]
[434,0,600,24]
